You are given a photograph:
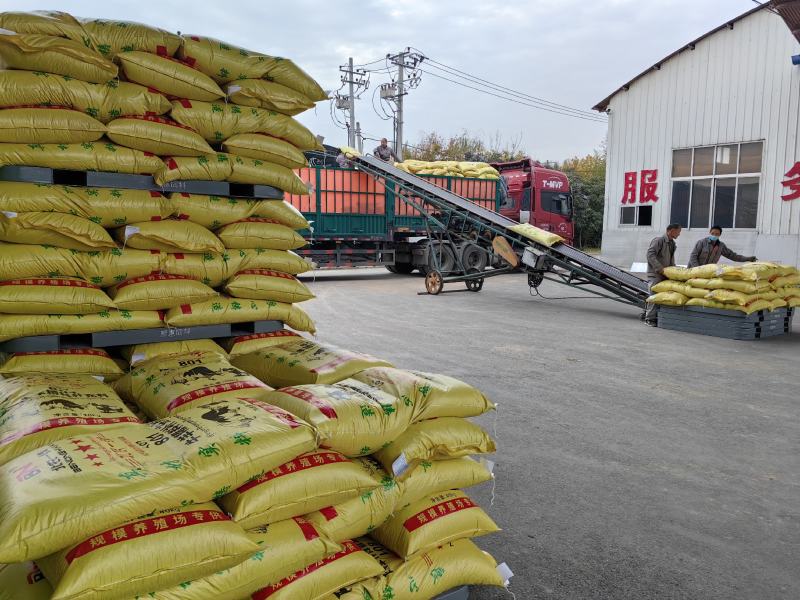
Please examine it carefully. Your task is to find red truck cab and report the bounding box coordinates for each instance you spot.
[492,158,574,244]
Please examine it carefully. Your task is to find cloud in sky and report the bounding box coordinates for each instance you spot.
[9,0,759,160]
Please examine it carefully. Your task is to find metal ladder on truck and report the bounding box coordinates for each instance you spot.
[352,154,650,309]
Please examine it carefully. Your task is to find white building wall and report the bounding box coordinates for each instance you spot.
[601,9,800,268]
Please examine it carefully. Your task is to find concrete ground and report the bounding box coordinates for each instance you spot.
[298,267,799,600]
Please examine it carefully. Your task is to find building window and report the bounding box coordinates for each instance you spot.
[620,205,652,226]
[669,141,762,229]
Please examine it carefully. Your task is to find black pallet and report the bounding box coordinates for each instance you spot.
[0,166,284,200]
[0,321,285,352]
[435,587,469,600]
[657,306,793,340]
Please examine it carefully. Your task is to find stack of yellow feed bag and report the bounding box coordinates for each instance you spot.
[0,339,510,600]
[647,261,800,314]
[0,11,325,341]
[394,160,500,180]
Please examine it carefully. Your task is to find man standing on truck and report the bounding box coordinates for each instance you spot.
[373,138,398,162]
[687,225,756,268]
[644,223,682,326]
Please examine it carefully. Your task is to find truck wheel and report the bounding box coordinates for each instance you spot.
[428,243,456,274]
[461,243,488,272]
[393,262,415,274]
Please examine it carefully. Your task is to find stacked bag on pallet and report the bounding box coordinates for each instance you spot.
[647,261,800,314]
[0,337,511,599]
[393,159,500,180]
[0,10,324,341]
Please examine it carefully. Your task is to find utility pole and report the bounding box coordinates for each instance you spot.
[335,59,369,147]
[355,121,363,152]
[383,48,425,161]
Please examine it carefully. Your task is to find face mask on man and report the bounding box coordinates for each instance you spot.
[708,235,719,242]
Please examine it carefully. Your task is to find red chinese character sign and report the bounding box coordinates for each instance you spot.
[782,162,800,201]
[621,170,659,204]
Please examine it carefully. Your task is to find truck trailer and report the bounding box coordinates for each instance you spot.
[286,150,574,272]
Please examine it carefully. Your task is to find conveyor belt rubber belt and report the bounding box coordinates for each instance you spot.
[354,154,649,300]
[550,243,649,292]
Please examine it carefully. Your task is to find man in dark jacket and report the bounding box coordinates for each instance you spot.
[373,138,398,162]
[687,225,756,268]
[644,223,682,326]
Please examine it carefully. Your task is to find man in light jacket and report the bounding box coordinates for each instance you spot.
[644,223,682,326]
[687,225,756,268]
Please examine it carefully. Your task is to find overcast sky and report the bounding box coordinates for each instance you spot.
[9,0,763,160]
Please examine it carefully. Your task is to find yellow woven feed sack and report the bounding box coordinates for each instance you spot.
[108,273,218,310]
[38,502,258,600]
[0,32,117,83]
[0,141,165,174]
[304,460,401,543]
[718,262,779,282]
[0,242,82,280]
[143,517,340,600]
[0,11,87,44]
[789,297,800,308]
[106,115,213,156]
[251,200,310,230]
[250,539,383,600]
[0,348,124,378]
[115,220,225,253]
[684,298,730,310]
[0,182,173,228]
[217,218,307,250]
[351,537,505,600]
[162,251,229,287]
[0,398,316,562]
[0,71,171,123]
[352,367,495,422]
[178,35,327,102]
[0,372,139,466]
[119,51,224,101]
[508,223,565,247]
[0,561,53,600]
[649,280,706,299]
[0,106,106,144]
[165,297,316,333]
[120,339,228,365]
[783,287,800,299]
[223,133,309,169]
[0,310,164,342]
[372,490,499,560]
[0,276,115,314]
[169,192,256,228]
[772,273,800,288]
[686,277,771,294]
[177,34,275,83]
[223,330,303,357]
[75,248,164,287]
[225,269,314,303]
[663,264,719,281]
[113,350,273,419]
[80,18,182,58]
[373,418,496,480]
[169,99,323,149]
[0,211,116,251]
[219,450,385,528]
[264,380,413,457]
[154,154,310,194]
[396,457,494,508]
[704,289,760,307]
[231,339,392,388]
[646,291,688,306]
[225,80,315,115]
[771,298,788,310]
[238,248,313,275]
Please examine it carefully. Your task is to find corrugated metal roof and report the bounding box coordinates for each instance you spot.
[592,4,767,112]
[771,0,800,41]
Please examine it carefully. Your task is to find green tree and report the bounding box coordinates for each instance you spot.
[404,130,526,162]
[556,148,606,250]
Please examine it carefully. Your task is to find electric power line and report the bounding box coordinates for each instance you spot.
[419,56,604,120]
[417,69,608,123]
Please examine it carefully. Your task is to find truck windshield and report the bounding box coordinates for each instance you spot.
[541,191,572,218]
